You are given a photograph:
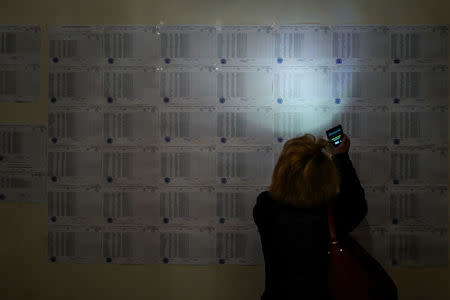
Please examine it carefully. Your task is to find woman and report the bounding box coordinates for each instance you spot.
[253,133,367,300]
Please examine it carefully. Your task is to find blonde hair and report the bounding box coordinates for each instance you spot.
[269,134,340,208]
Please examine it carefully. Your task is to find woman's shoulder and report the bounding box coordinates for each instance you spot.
[257,190,271,201]
[256,191,277,208]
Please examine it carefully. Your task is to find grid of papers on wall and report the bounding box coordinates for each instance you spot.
[2,24,448,266]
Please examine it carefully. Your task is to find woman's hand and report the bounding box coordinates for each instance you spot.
[330,133,350,156]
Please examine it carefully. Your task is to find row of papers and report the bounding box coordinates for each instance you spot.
[1,25,448,102]
[0,24,448,266]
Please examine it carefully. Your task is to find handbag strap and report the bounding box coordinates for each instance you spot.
[326,202,337,243]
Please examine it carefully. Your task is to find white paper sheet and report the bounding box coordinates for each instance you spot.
[0,124,47,202]
[0,25,40,102]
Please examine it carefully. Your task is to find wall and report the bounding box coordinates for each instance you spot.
[0,0,448,299]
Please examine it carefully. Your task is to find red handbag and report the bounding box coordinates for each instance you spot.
[327,204,398,300]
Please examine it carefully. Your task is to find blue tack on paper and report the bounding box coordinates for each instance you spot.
[277,137,283,143]
[393,98,400,104]
[108,58,114,64]
[50,256,57,262]
[107,217,113,223]
[107,97,113,103]
[219,259,225,264]
[51,176,57,182]
[277,57,283,64]
[164,58,171,64]
[52,57,59,63]
[335,98,341,104]
[219,218,225,224]
[163,97,170,103]
[0,155,3,161]
[164,136,171,142]
[164,177,171,183]
[393,59,400,64]
[106,257,112,263]
[0,194,5,200]
[51,137,57,144]
[163,217,169,223]
[163,257,169,263]
[51,216,57,222]
[393,139,400,145]
[336,58,342,64]
[220,58,227,64]
[392,218,398,225]
[277,98,283,104]
[221,178,227,184]
[221,137,227,143]
[107,138,113,144]
[50,97,57,103]
[107,176,113,183]
[219,97,225,103]
[393,179,399,185]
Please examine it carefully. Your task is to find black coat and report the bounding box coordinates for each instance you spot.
[253,152,368,300]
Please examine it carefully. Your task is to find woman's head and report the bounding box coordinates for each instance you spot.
[269,134,340,208]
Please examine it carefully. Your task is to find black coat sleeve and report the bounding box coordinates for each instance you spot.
[331,152,368,239]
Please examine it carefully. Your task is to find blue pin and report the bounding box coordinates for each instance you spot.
[220,58,227,64]
[108,58,114,64]
[0,155,3,161]
[51,176,57,182]
[164,136,171,142]
[219,217,225,224]
[336,58,342,64]
[163,217,169,224]
[107,97,113,103]
[163,257,169,264]
[51,137,58,144]
[277,57,283,64]
[50,97,57,103]
[0,194,5,200]
[277,137,283,143]
[335,98,341,104]
[393,179,399,185]
[52,57,59,63]
[221,137,227,143]
[392,218,398,225]
[51,216,57,222]
[107,176,113,183]
[106,257,112,263]
[393,139,400,145]
[107,138,113,144]
[221,178,227,184]
[393,59,400,64]
[50,256,56,262]
[219,97,225,103]
[392,259,398,266]
[164,58,171,64]
[277,98,283,104]
[164,177,171,183]
[107,217,113,223]
[163,97,170,103]
[219,259,225,264]
[393,98,400,104]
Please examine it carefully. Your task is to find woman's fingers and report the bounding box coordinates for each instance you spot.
[342,134,350,151]
[343,134,349,146]
[332,133,350,154]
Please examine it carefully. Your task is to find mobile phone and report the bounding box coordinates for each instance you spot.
[326,125,344,147]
